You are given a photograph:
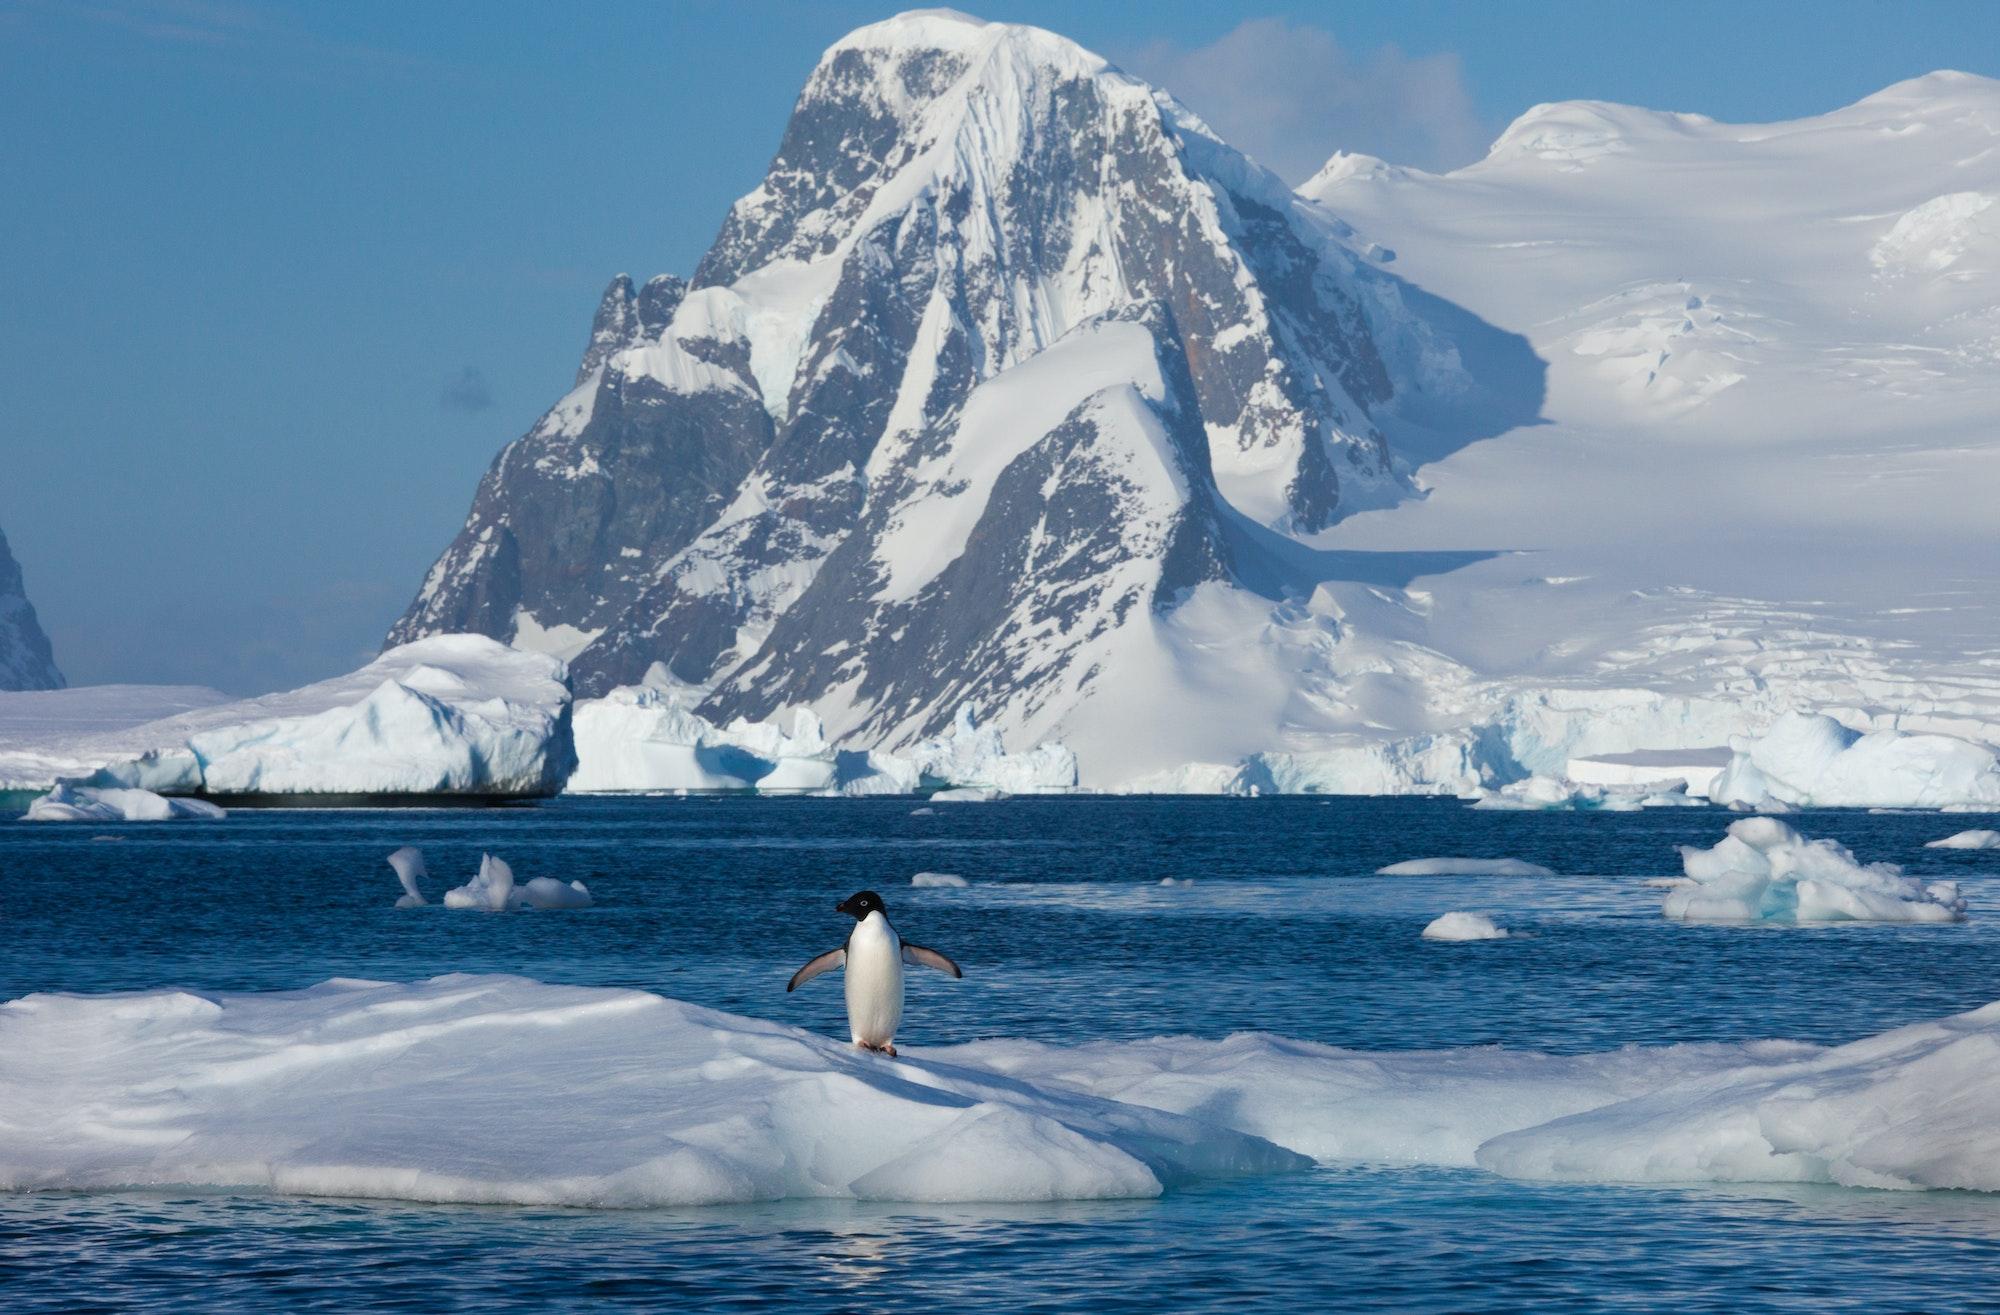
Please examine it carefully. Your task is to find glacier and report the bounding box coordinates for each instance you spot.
[16,974,2000,1205]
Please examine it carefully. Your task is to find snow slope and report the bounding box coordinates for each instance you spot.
[2,636,573,798]
[1293,73,2000,798]
[16,974,2000,1204]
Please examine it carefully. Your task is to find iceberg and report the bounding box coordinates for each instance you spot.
[1710,712,2000,810]
[23,783,224,823]
[1378,858,1554,877]
[1420,912,1509,941]
[1667,817,1966,923]
[13,637,575,801]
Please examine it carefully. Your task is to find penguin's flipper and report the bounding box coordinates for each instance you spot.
[900,943,963,979]
[786,948,846,992]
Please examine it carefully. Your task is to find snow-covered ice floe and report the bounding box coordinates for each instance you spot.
[23,783,224,823]
[567,689,1073,796]
[1666,817,1965,923]
[6,636,574,801]
[1378,858,1554,878]
[1421,912,1509,941]
[1710,712,2000,811]
[1928,829,2000,850]
[19,975,2000,1203]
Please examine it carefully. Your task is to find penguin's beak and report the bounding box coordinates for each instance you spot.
[835,896,856,917]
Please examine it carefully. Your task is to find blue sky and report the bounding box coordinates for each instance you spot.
[6,0,1999,693]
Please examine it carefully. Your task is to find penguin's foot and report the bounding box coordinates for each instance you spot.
[855,1040,897,1057]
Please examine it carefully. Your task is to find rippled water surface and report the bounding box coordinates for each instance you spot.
[7,796,2000,1311]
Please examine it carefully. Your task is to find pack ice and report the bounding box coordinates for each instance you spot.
[6,636,574,803]
[14,974,2000,1204]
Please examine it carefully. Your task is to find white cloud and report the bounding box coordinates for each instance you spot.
[1117,18,1490,182]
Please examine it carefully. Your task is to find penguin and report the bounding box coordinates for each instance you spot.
[786,890,962,1057]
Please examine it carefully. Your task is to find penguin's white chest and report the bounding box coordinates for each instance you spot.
[844,912,904,1047]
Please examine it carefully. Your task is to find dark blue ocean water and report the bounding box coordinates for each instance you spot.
[7,796,2000,1311]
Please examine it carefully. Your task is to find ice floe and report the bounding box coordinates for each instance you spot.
[1666,817,1966,923]
[17,975,2000,1201]
[22,783,225,823]
[1473,775,1706,811]
[1421,912,1509,941]
[1378,858,1554,877]
[1927,829,2000,850]
[911,872,969,888]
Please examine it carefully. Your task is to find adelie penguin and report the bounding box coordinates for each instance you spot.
[787,890,962,1057]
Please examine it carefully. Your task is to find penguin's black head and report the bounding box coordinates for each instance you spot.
[836,890,884,920]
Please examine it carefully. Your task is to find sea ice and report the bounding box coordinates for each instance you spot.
[930,787,1009,802]
[22,783,224,823]
[911,872,969,888]
[1473,775,1704,811]
[18,975,2000,1201]
[1927,829,2000,850]
[1667,817,1965,923]
[1421,912,1510,941]
[1378,858,1554,877]
[0,975,1303,1206]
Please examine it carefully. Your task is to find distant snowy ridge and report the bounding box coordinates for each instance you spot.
[18,974,2000,1204]
[0,525,61,692]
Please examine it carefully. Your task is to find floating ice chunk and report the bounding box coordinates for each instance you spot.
[387,846,428,907]
[23,783,224,822]
[1928,829,2000,850]
[438,854,589,911]
[0,976,1305,1206]
[519,876,593,910]
[909,807,936,817]
[1378,858,1555,877]
[443,854,517,912]
[1158,877,1195,887]
[931,786,1008,803]
[1710,712,2000,810]
[911,872,968,888]
[1421,912,1509,941]
[1668,817,1966,923]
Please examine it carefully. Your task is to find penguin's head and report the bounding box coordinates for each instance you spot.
[836,890,884,920]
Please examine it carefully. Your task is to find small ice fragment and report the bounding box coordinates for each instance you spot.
[911,872,968,888]
[1421,912,1509,941]
[388,846,428,908]
[1378,858,1555,877]
[1926,829,2000,850]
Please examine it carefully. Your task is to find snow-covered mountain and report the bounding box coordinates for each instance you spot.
[0,525,62,692]
[388,10,1534,783]
[393,11,2000,793]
